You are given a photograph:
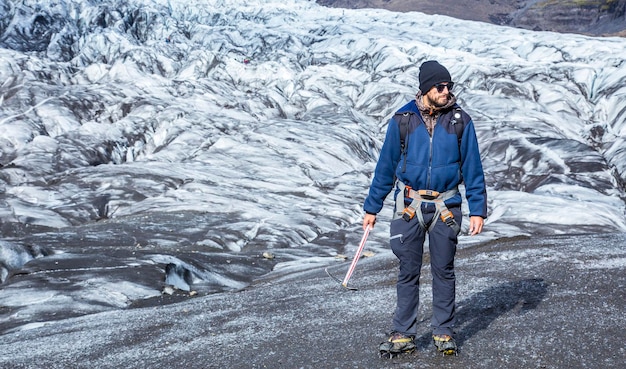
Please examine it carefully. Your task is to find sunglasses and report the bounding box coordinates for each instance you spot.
[434,82,454,93]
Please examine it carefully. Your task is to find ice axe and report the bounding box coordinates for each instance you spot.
[325,224,371,291]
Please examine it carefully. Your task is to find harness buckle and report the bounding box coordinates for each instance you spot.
[440,209,456,227]
[402,206,416,222]
[418,189,440,200]
[404,185,412,197]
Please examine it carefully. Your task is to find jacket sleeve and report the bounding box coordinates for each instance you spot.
[460,119,488,218]
[363,117,402,215]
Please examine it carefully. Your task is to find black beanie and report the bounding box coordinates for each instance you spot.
[419,60,452,94]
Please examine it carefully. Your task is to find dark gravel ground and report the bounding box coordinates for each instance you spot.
[0,232,624,369]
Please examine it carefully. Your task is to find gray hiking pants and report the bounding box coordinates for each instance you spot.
[389,205,462,337]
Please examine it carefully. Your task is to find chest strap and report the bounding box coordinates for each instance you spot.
[394,181,460,234]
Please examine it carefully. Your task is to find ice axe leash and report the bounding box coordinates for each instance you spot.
[325,224,371,291]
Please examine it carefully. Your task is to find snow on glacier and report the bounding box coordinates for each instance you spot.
[0,0,625,332]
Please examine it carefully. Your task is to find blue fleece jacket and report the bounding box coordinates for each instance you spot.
[363,100,487,218]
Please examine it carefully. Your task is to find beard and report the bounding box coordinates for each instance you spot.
[424,91,450,108]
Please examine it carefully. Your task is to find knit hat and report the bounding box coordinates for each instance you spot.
[419,60,452,94]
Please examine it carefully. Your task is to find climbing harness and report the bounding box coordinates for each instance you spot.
[394,181,461,235]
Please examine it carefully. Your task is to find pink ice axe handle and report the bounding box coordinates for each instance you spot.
[341,224,371,287]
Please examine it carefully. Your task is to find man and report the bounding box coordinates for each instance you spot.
[363,60,487,357]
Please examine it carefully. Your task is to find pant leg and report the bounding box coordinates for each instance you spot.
[428,206,462,336]
[389,215,428,336]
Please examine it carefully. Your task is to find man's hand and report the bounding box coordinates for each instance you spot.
[468,216,484,236]
[363,213,376,230]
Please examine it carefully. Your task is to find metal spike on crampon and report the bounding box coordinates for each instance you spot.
[379,333,416,359]
[433,335,458,356]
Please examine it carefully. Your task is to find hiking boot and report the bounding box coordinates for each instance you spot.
[432,334,457,356]
[379,332,416,358]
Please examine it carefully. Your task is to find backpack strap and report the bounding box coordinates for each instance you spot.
[396,112,412,173]
[448,107,466,147]
[397,112,412,155]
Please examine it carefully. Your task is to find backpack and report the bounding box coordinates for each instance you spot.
[395,106,469,172]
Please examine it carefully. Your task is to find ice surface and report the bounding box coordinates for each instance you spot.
[0,0,625,358]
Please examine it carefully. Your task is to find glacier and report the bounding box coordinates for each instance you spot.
[0,0,625,336]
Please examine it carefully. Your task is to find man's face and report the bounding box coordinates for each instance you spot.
[425,82,453,107]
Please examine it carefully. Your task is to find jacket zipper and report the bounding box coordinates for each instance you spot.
[427,116,438,188]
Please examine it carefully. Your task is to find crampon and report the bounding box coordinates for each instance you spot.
[379,332,416,359]
[433,334,457,356]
